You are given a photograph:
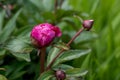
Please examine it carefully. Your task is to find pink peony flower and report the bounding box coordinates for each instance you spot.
[30,23,62,48]
[82,20,94,31]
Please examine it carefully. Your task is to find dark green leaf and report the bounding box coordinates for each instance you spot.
[47,47,60,66]
[54,49,91,66]
[63,31,98,44]
[29,0,44,10]
[5,38,32,53]
[37,70,54,80]
[80,54,91,71]
[54,42,70,50]
[66,68,88,77]
[75,31,98,43]
[9,71,26,80]
[56,9,80,21]
[0,10,5,31]
[5,38,32,62]
[11,53,31,62]
[0,50,6,56]
[66,77,81,80]
[42,12,55,22]
[53,64,74,71]
[0,9,22,43]
[62,18,78,31]
[15,25,33,38]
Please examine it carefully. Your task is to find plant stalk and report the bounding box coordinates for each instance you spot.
[46,27,84,71]
[40,47,46,74]
[54,0,58,12]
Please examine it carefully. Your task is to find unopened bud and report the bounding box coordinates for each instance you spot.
[82,20,94,31]
[55,70,66,80]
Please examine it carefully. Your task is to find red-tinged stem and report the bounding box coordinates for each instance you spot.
[46,49,64,71]
[46,27,85,71]
[54,0,58,12]
[66,27,84,46]
[40,47,46,74]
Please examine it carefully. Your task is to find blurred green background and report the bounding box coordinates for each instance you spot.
[0,0,120,80]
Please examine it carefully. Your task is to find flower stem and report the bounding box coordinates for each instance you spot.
[46,49,64,71]
[40,47,46,74]
[54,0,58,12]
[66,27,84,46]
[46,27,84,71]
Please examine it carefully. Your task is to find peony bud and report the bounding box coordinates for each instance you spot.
[82,20,94,31]
[30,23,62,48]
[55,70,66,80]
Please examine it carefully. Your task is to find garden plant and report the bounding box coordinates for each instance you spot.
[0,0,120,80]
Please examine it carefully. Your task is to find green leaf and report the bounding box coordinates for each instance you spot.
[54,49,91,66]
[11,53,31,62]
[0,68,6,71]
[0,75,7,80]
[42,12,55,22]
[37,70,54,80]
[62,18,78,31]
[80,54,91,71]
[15,25,33,38]
[66,77,81,80]
[9,71,26,80]
[0,49,6,56]
[5,62,27,79]
[56,9,80,19]
[75,31,98,44]
[53,64,74,71]
[66,68,88,77]
[5,38,32,53]
[54,42,70,50]
[5,38,32,62]
[0,9,22,43]
[0,10,5,32]
[29,0,44,10]
[43,0,54,11]
[63,31,98,44]
[47,47,60,66]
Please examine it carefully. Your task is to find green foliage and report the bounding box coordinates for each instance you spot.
[0,10,5,32]
[0,0,120,80]
[0,9,22,43]
[6,38,32,53]
[66,68,88,77]
[53,64,74,71]
[37,70,54,80]
[0,75,7,80]
[53,49,91,66]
